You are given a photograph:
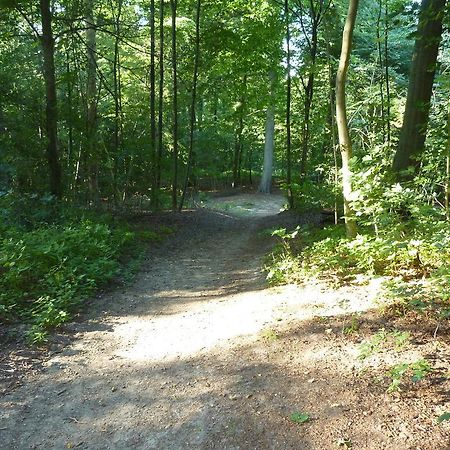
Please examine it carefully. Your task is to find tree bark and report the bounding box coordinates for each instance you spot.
[85,0,98,202]
[179,0,201,211]
[156,0,164,197]
[150,0,157,207]
[336,0,359,239]
[285,0,293,208]
[40,0,62,198]
[170,0,178,210]
[259,71,276,194]
[392,0,446,178]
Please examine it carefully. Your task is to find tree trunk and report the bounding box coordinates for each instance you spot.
[299,28,318,180]
[112,0,123,202]
[179,0,201,211]
[285,0,293,208]
[384,0,391,144]
[259,71,276,194]
[149,0,157,207]
[170,0,178,210]
[446,104,450,221]
[392,0,446,178]
[85,0,98,202]
[156,0,164,198]
[233,76,246,188]
[40,0,62,198]
[336,0,359,239]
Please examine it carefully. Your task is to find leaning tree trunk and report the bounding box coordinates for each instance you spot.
[392,0,446,178]
[40,0,62,198]
[336,0,359,239]
[259,71,276,194]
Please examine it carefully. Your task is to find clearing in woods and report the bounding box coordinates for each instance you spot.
[0,193,449,449]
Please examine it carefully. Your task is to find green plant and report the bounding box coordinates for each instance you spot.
[358,329,410,360]
[343,315,360,334]
[387,359,433,393]
[437,412,450,423]
[289,412,310,424]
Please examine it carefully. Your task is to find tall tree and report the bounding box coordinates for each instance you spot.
[149,0,157,206]
[40,0,62,198]
[285,0,294,208]
[392,0,446,178]
[156,0,165,200]
[259,71,276,193]
[170,0,179,210]
[179,0,201,211]
[336,0,359,239]
[85,0,98,201]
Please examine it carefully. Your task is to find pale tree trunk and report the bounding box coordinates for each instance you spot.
[40,0,62,198]
[85,0,98,202]
[392,0,446,178]
[336,0,359,239]
[259,71,276,194]
[156,0,164,197]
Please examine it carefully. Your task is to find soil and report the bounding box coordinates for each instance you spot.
[0,192,449,450]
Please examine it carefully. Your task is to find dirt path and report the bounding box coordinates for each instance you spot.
[1,193,449,449]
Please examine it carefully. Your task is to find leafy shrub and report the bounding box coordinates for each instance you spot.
[0,193,172,343]
[0,221,134,335]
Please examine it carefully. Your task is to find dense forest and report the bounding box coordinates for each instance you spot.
[1,0,450,446]
[2,0,449,332]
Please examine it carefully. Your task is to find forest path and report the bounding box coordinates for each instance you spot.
[1,193,448,450]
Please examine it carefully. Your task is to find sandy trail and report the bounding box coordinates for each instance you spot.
[1,193,448,450]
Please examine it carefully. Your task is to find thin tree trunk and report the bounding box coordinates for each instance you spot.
[170,0,178,210]
[376,0,386,137]
[150,0,157,207]
[40,0,62,198]
[85,0,98,202]
[156,0,164,197]
[392,0,446,178]
[299,28,318,180]
[384,0,391,144]
[233,76,246,188]
[66,53,74,191]
[113,0,123,202]
[285,0,293,208]
[259,71,276,194]
[179,0,201,211]
[446,103,450,221]
[336,0,359,239]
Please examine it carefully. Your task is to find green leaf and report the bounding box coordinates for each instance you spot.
[437,412,450,423]
[289,412,310,424]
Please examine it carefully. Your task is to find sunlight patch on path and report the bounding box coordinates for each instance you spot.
[204,193,286,218]
[113,278,384,363]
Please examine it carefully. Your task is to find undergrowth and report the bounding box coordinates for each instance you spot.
[265,211,450,321]
[0,193,173,343]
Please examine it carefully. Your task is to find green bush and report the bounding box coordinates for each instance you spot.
[0,221,134,335]
[0,193,172,343]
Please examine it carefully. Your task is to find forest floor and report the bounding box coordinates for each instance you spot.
[0,192,449,450]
